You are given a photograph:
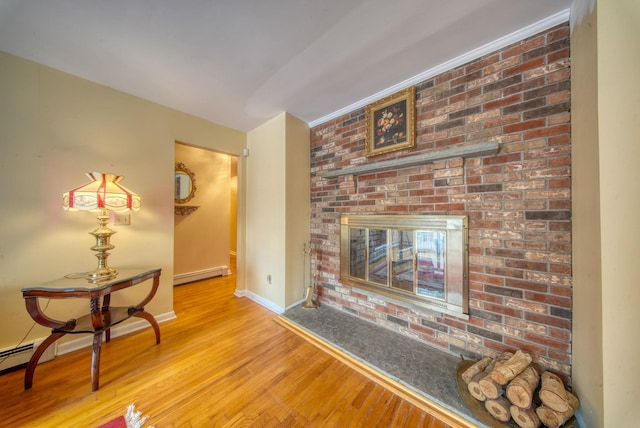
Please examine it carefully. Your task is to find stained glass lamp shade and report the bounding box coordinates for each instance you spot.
[63,172,141,283]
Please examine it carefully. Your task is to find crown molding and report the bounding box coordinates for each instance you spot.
[308,9,570,129]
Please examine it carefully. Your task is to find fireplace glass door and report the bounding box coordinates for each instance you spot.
[341,215,468,317]
[349,228,366,280]
[416,231,445,299]
[368,229,388,285]
[391,230,414,292]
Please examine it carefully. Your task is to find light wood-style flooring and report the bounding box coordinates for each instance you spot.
[0,263,453,427]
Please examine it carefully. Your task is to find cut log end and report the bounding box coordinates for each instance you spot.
[485,397,511,423]
[536,404,575,428]
[506,364,540,409]
[467,368,488,401]
[510,405,541,428]
[468,380,487,401]
[478,375,503,400]
[539,371,580,413]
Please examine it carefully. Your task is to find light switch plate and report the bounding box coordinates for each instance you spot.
[113,213,131,226]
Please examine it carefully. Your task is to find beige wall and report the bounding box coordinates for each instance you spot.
[572,0,640,426]
[245,113,287,308]
[174,143,231,278]
[230,157,238,255]
[571,3,603,426]
[0,51,245,350]
[244,112,310,311]
[597,0,640,424]
[285,114,312,307]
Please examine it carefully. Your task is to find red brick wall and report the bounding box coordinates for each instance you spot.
[310,23,572,377]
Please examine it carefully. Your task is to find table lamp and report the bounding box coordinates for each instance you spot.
[62,172,141,283]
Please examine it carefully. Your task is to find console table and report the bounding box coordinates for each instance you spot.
[21,267,162,392]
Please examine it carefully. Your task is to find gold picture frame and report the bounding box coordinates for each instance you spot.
[365,86,416,157]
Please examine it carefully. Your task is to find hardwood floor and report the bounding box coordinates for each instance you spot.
[0,265,454,427]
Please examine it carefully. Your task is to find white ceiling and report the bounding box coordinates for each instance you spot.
[0,1,571,132]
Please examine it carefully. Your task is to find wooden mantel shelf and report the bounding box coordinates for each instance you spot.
[321,141,500,179]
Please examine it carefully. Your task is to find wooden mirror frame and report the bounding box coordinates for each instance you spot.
[175,162,197,204]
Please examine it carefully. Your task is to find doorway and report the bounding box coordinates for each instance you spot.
[174,142,238,287]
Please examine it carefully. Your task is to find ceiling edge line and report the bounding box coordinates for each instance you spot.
[308,8,571,129]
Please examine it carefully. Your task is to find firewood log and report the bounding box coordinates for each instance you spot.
[491,349,532,385]
[479,375,503,400]
[478,352,512,399]
[467,355,502,401]
[510,405,541,428]
[461,356,492,384]
[485,397,511,422]
[506,364,540,408]
[539,371,580,413]
[468,371,488,401]
[536,404,575,428]
[536,390,580,428]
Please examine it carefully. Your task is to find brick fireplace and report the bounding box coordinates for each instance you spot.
[310,23,572,379]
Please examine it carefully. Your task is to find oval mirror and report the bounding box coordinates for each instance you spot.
[175,162,196,204]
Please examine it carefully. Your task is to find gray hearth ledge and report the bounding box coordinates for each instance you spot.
[281,303,488,428]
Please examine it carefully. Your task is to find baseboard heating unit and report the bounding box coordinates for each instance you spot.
[0,340,56,373]
[173,265,230,285]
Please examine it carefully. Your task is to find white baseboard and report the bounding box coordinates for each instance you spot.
[239,290,284,314]
[56,310,177,356]
[173,265,229,285]
[235,290,306,314]
[285,298,307,312]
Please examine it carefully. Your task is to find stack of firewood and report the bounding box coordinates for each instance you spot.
[462,350,579,428]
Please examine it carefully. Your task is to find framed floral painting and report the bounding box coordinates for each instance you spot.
[365,86,415,157]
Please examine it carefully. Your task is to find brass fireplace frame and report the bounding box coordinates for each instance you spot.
[340,214,469,318]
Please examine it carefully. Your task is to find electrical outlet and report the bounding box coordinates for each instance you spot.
[113,213,131,226]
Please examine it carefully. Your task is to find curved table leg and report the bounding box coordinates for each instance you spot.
[25,332,65,390]
[103,294,112,343]
[91,331,103,392]
[134,311,161,344]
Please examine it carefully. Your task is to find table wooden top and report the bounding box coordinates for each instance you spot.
[21,267,161,295]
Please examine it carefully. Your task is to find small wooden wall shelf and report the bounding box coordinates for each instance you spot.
[175,205,199,216]
[321,141,499,179]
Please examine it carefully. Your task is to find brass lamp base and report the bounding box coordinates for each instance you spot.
[86,266,118,283]
[302,285,319,309]
[86,208,118,283]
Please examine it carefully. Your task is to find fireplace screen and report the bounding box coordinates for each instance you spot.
[341,215,468,317]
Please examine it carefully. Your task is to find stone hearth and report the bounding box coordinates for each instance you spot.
[281,303,492,427]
